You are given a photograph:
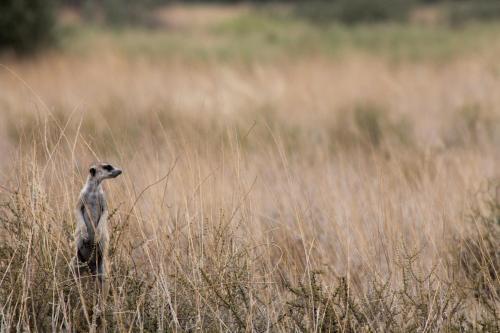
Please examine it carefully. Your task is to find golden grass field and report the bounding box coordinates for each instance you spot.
[0,5,499,332]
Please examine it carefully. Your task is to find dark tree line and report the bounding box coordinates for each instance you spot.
[1,0,499,55]
[0,0,56,54]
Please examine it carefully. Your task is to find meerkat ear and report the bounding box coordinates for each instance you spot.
[89,166,96,177]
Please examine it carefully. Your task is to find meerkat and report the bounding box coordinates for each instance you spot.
[75,163,122,282]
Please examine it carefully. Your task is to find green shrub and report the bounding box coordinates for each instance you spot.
[294,0,415,25]
[83,0,156,27]
[0,0,56,54]
[336,0,414,24]
[447,0,500,26]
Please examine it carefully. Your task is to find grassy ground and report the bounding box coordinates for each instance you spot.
[59,6,500,62]
[0,4,499,332]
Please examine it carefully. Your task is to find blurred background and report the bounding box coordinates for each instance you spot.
[3,0,500,57]
[2,0,500,149]
[2,0,500,173]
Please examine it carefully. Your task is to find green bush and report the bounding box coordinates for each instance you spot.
[447,0,500,26]
[83,0,156,27]
[0,0,56,54]
[294,0,415,25]
[336,0,414,24]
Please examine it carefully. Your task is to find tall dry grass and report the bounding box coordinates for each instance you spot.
[0,48,499,331]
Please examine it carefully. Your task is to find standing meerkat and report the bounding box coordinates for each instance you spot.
[75,163,122,282]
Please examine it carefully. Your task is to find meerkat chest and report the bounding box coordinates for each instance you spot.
[81,191,107,226]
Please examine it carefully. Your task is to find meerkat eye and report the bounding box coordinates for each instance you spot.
[103,164,113,171]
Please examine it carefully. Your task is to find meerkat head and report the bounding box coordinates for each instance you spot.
[89,163,122,182]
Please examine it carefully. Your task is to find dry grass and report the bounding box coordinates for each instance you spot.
[0,11,499,331]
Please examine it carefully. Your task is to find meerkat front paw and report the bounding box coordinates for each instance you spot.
[78,229,89,241]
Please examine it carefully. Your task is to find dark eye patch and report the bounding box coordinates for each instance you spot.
[103,164,113,171]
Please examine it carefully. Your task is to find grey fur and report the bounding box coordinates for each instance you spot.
[75,163,122,282]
